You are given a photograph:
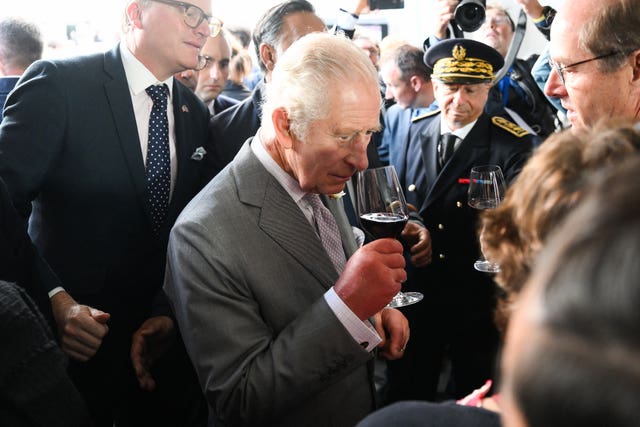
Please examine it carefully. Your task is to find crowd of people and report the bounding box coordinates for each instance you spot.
[1,0,639,426]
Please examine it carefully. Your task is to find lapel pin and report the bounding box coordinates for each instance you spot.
[181,105,189,113]
[191,146,207,161]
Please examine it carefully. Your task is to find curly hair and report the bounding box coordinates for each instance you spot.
[481,120,640,332]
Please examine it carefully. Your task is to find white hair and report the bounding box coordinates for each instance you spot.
[261,32,381,140]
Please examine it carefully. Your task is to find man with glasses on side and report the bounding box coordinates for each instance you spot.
[0,1,221,425]
[544,0,640,131]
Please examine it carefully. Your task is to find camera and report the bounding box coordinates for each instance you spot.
[454,0,486,32]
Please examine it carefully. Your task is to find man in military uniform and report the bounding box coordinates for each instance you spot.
[387,38,535,403]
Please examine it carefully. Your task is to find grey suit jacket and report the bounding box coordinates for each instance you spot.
[165,139,376,427]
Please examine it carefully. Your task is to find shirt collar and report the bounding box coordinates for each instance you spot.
[440,118,477,140]
[119,43,174,98]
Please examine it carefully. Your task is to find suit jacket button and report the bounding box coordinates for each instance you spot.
[456,201,463,208]
[408,184,416,192]
[438,223,444,230]
[439,254,445,259]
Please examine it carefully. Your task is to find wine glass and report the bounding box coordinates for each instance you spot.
[467,165,506,273]
[356,165,423,308]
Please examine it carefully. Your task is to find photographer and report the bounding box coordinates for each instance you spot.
[425,0,560,140]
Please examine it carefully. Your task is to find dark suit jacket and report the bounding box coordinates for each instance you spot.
[209,93,239,116]
[0,177,59,317]
[0,43,210,332]
[165,140,376,427]
[207,80,264,179]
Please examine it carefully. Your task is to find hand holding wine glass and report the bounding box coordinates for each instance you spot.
[467,165,506,273]
[357,165,423,308]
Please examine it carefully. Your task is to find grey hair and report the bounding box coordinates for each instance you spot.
[261,32,381,141]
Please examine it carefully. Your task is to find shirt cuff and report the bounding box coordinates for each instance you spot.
[325,287,381,352]
[48,286,65,298]
[337,8,359,31]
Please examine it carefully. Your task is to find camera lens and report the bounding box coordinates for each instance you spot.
[454,0,486,32]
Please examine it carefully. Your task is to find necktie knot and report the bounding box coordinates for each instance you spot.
[146,84,169,107]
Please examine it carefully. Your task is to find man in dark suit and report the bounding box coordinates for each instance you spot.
[387,38,535,403]
[0,1,216,425]
[206,0,326,178]
[165,33,411,427]
[193,30,239,115]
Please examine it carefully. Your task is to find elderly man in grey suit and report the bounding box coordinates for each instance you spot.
[165,32,418,427]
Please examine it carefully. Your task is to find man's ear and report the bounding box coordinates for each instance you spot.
[631,49,640,82]
[126,1,143,29]
[272,107,294,149]
[410,75,422,92]
[260,43,277,72]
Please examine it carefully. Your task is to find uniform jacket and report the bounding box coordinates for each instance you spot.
[399,110,533,274]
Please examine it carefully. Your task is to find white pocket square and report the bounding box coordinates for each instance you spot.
[191,146,207,161]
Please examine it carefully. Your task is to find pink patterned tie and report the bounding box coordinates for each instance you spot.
[304,194,347,274]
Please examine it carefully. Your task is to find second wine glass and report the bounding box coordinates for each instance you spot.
[357,165,423,308]
[467,165,506,273]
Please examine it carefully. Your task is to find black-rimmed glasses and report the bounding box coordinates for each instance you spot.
[548,51,623,86]
[149,0,223,37]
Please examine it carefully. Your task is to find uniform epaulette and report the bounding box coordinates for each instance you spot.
[491,116,529,137]
[412,109,441,123]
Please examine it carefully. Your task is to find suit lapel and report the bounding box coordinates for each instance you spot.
[166,82,203,223]
[103,45,148,214]
[234,143,339,290]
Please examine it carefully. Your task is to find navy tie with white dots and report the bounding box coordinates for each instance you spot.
[145,84,170,235]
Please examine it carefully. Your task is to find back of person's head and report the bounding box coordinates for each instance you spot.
[262,32,379,141]
[381,44,430,82]
[0,17,43,76]
[227,26,251,49]
[481,120,640,332]
[579,0,640,74]
[502,154,640,427]
[251,0,317,73]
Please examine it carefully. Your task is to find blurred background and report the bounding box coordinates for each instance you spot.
[1,0,563,61]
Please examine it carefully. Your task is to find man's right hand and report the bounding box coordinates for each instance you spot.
[434,0,458,39]
[334,238,406,320]
[51,291,110,361]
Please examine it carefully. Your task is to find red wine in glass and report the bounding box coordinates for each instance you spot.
[356,165,423,308]
[359,212,408,239]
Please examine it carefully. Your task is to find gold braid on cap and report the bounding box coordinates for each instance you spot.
[433,44,495,83]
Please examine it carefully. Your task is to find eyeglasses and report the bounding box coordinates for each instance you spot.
[149,0,223,37]
[548,51,622,86]
[484,15,511,27]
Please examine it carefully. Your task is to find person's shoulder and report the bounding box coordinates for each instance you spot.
[412,108,441,123]
[490,115,530,139]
